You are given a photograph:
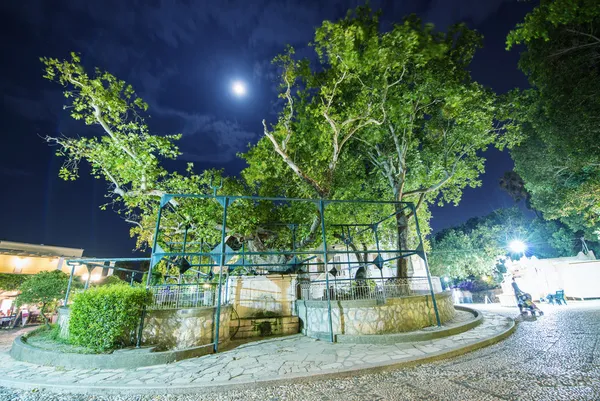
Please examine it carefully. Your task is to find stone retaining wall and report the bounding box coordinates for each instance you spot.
[296,292,454,339]
[142,306,231,350]
[231,316,299,339]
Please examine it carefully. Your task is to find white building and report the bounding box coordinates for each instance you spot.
[500,251,600,306]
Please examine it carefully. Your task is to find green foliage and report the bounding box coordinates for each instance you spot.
[0,273,29,291]
[429,226,505,281]
[243,7,515,275]
[41,53,251,251]
[429,207,592,280]
[507,0,600,47]
[506,1,600,236]
[140,271,164,286]
[69,284,151,352]
[16,271,70,326]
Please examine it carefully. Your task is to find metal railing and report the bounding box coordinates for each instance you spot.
[148,283,219,310]
[298,277,439,301]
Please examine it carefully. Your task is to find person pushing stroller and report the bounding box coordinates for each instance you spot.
[512,277,543,316]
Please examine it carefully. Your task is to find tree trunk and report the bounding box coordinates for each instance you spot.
[40,302,49,328]
[395,209,409,278]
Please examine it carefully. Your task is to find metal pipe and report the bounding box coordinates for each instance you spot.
[158,193,416,206]
[373,225,386,301]
[214,196,229,353]
[180,226,189,286]
[64,264,76,305]
[148,201,165,287]
[412,203,441,327]
[84,266,92,290]
[319,199,335,343]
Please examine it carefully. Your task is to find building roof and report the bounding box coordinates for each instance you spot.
[0,241,84,258]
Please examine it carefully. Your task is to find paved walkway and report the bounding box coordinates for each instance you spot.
[0,326,36,353]
[3,302,599,400]
[0,310,511,395]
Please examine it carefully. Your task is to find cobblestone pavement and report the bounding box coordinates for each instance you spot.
[0,326,37,352]
[0,310,509,392]
[1,302,599,400]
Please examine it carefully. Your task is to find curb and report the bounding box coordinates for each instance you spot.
[10,336,214,369]
[0,312,516,396]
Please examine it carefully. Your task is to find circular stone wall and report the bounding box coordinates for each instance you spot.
[296,292,455,339]
[143,305,231,350]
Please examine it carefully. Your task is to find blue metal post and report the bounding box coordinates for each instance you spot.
[214,197,229,352]
[319,199,335,343]
[373,225,386,300]
[343,227,353,281]
[84,266,92,290]
[148,201,165,287]
[412,204,441,327]
[64,264,76,305]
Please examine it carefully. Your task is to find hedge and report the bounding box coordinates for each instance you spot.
[69,284,152,352]
[0,273,30,291]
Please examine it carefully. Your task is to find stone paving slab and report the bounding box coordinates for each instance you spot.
[0,310,514,395]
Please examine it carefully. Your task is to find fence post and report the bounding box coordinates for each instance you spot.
[84,266,92,290]
[64,264,76,305]
[411,203,441,327]
[214,196,229,353]
[148,199,165,287]
[319,199,335,343]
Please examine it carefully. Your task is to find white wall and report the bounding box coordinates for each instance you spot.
[501,253,600,303]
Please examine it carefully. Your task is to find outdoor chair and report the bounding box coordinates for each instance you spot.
[554,290,567,305]
[0,317,11,329]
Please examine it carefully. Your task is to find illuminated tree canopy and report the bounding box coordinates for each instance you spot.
[506,0,600,237]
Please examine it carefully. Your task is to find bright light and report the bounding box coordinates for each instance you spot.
[81,274,102,282]
[13,257,29,269]
[231,80,247,96]
[509,240,527,254]
[443,277,450,283]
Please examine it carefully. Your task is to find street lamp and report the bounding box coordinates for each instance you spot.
[509,240,527,255]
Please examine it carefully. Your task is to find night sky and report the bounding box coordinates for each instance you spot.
[0,0,536,257]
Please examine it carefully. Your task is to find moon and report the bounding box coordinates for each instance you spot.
[232,80,247,97]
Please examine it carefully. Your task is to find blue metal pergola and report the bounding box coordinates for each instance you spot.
[63,190,440,352]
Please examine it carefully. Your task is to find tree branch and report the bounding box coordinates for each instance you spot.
[404,146,474,197]
[262,119,327,197]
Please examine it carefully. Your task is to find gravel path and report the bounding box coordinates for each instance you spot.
[1,302,599,400]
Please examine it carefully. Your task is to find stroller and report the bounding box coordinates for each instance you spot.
[517,292,544,316]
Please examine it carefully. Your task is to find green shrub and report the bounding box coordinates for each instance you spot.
[140,271,163,286]
[0,273,30,291]
[69,284,151,352]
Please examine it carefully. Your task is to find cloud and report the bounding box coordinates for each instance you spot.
[154,106,257,163]
[2,0,514,169]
